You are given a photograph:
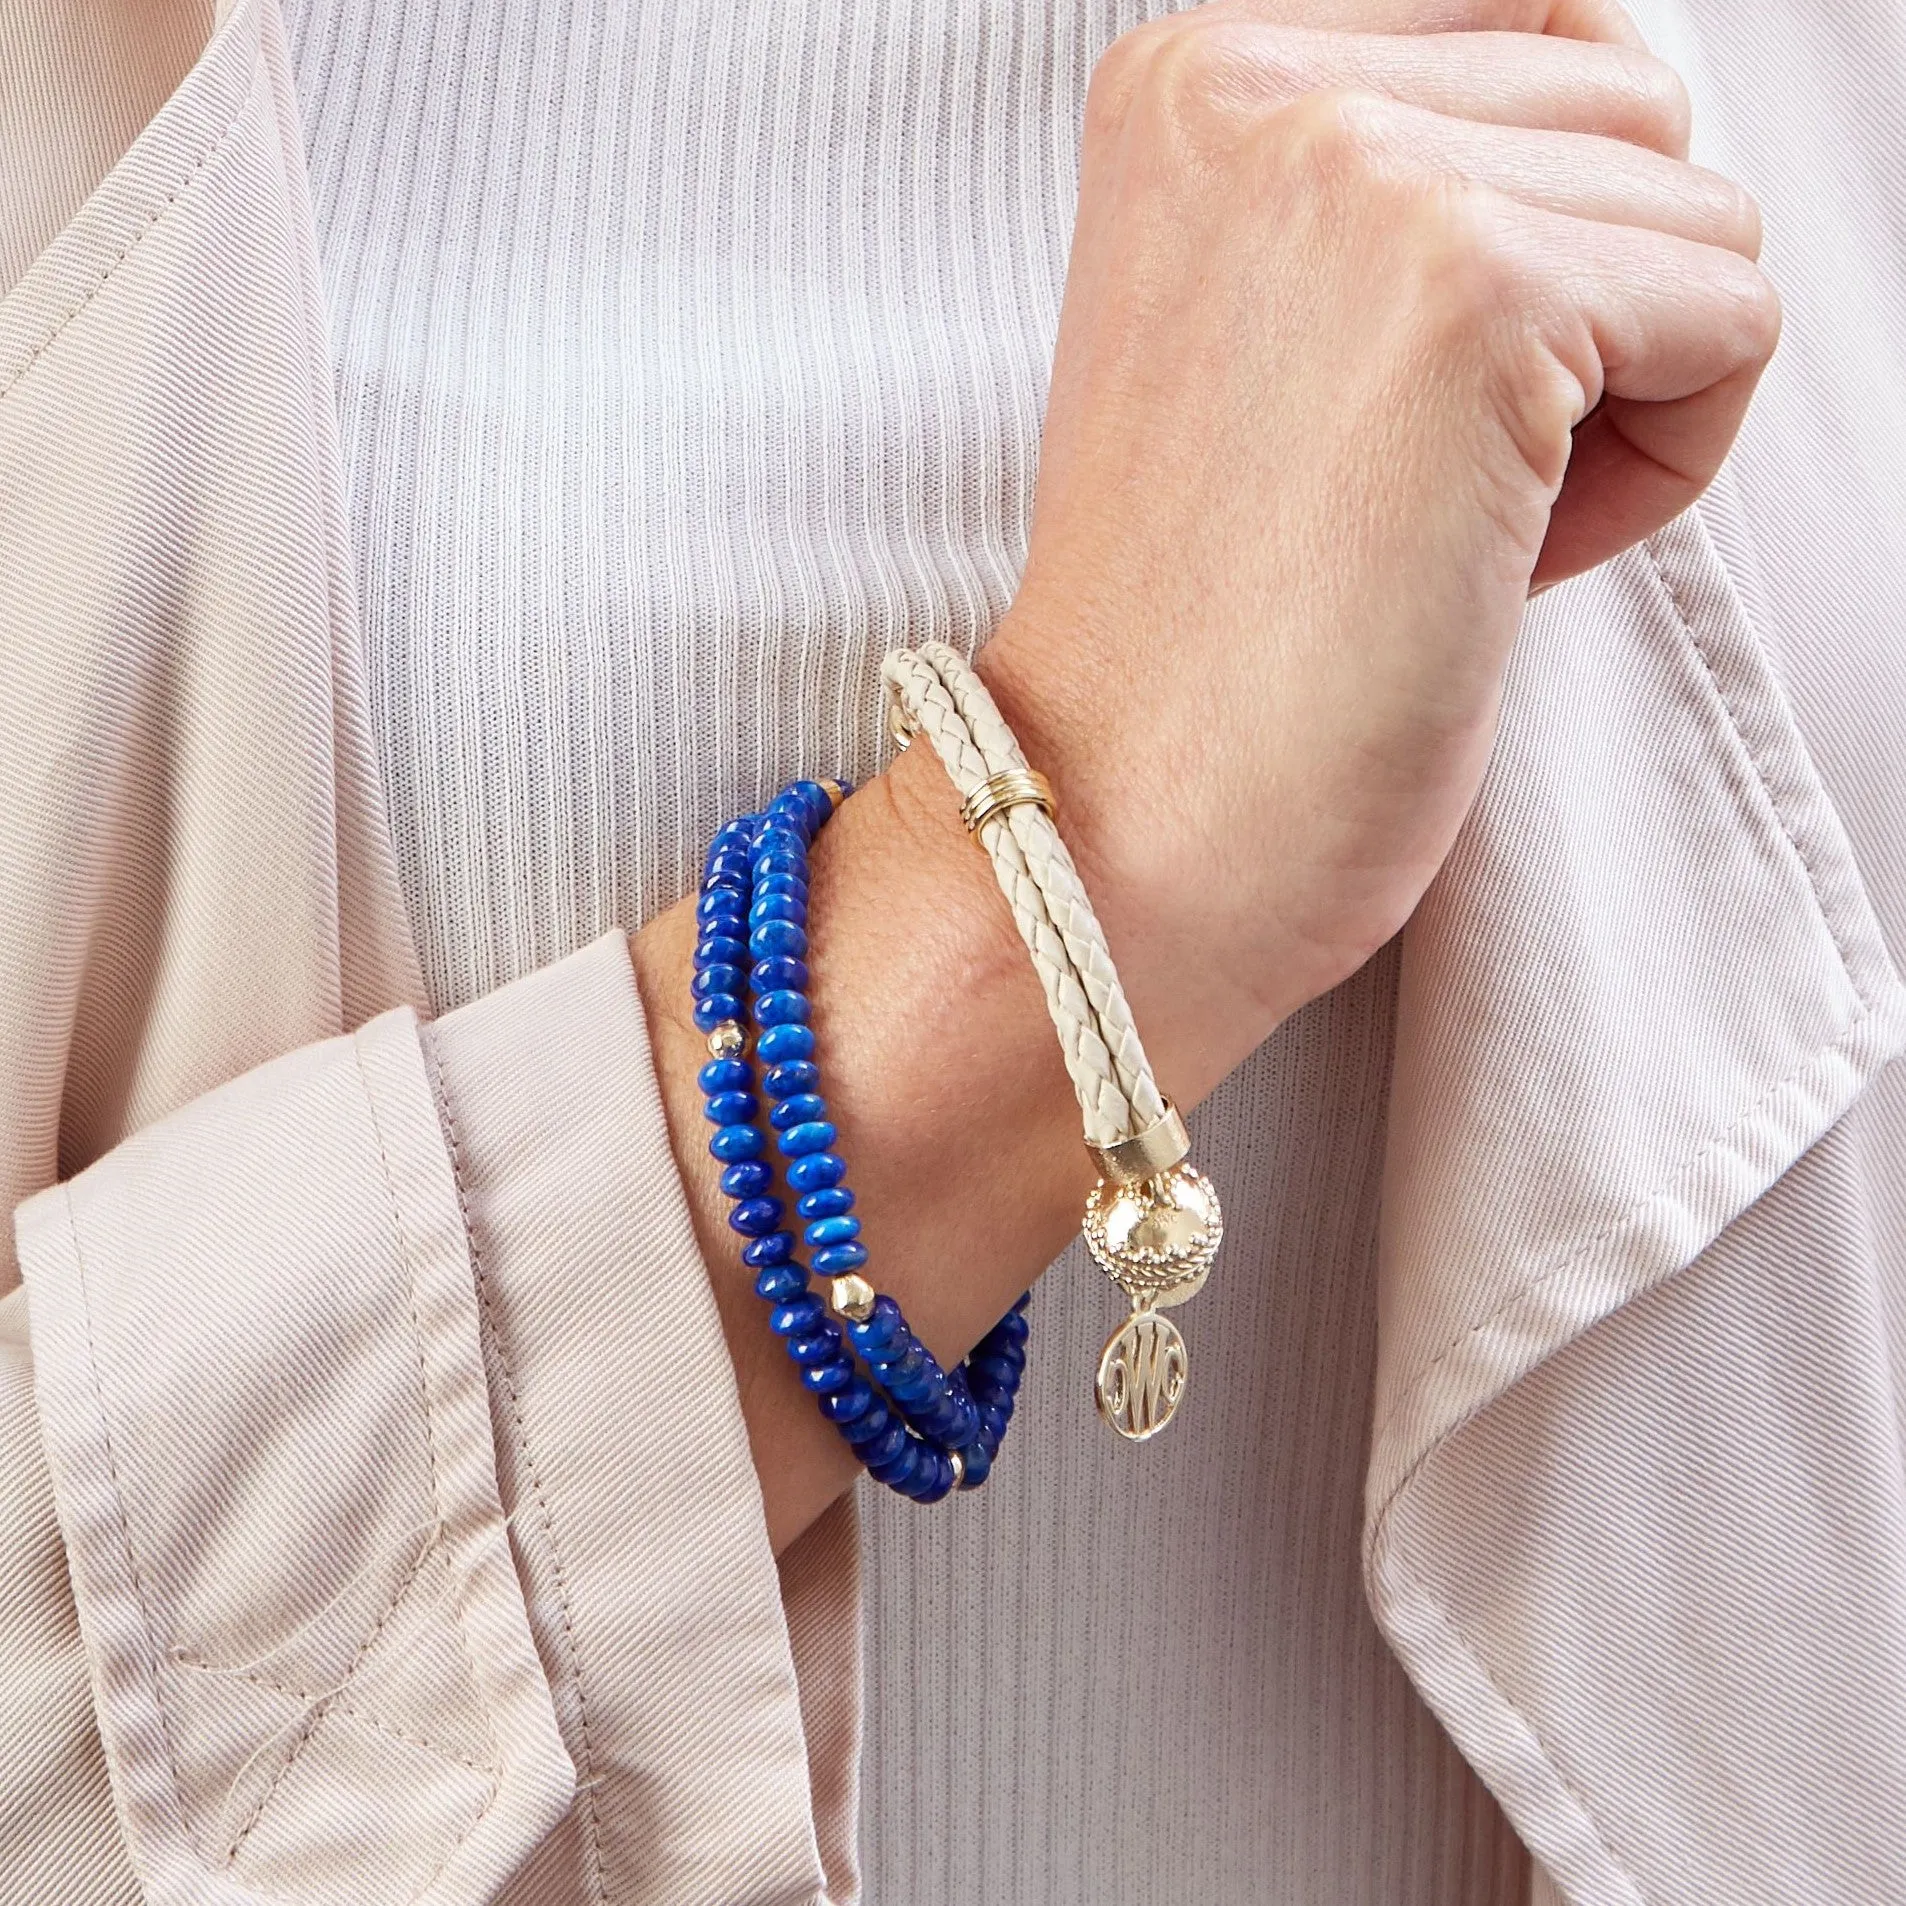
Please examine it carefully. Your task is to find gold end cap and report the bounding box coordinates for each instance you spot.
[1087,1101,1191,1186]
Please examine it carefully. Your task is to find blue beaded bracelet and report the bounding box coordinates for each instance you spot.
[693,776,1030,1502]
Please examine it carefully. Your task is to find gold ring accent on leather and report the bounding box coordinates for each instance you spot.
[885,685,920,753]
[960,768,1055,836]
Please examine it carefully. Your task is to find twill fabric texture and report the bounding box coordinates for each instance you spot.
[1,2,1906,1906]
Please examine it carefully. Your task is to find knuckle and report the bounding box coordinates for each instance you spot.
[1718,177,1765,261]
[1728,262,1784,365]
[1083,30,1146,141]
[1261,87,1394,191]
[1146,21,1251,138]
[1610,48,1695,155]
[1090,17,1250,151]
[1411,189,1525,332]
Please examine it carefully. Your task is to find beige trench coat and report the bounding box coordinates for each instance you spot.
[5,0,1906,1902]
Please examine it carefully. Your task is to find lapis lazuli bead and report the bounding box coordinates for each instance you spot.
[692,994,742,1033]
[762,1060,820,1100]
[971,1353,1023,1393]
[757,1023,815,1063]
[693,935,747,970]
[850,1297,904,1351]
[752,957,810,994]
[819,1377,876,1423]
[790,780,836,824]
[753,990,809,1027]
[770,1294,826,1338]
[803,1214,861,1249]
[777,1119,835,1157]
[800,1359,856,1395]
[728,1197,784,1238]
[755,872,808,902]
[708,1124,764,1162]
[769,1093,828,1131]
[787,1330,846,1368]
[702,1090,757,1126]
[719,1160,774,1199]
[750,920,807,961]
[753,1262,807,1302]
[887,1345,929,1390]
[858,1418,909,1467]
[696,890,744,924]
[842,1400,893,1449]
[796,1186,854,1219]
[698,1056,751,1095]
[692,964,744,1001]
[749,895,807,930]
[742,1231,795,1268]
[812,1239,869,1275]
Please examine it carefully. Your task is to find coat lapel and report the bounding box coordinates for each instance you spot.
[0,0,422,1283]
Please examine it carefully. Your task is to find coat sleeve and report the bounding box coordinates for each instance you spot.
[8,931,860,1906]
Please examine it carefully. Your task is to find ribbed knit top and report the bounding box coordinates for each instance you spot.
[281,1,1529,1897]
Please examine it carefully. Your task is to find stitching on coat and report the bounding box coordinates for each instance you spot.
[347,1031,500,1766]
[1639,535,1858,975]
[420,1023,612,1905]
[222,1538,436,1859]
[61,1188,208,1864]
[1368,998,1881,1464]
[1368,523,1883,1464]
[1370,1519,1655,1906]
[0,82,257,408]
[168,1647,494,1776]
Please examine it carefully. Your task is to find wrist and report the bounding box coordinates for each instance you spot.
[973,610,1299,1102]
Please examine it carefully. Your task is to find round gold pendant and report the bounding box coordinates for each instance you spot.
[1082,1162,1223,1309]
[1095,1307,1189,1441]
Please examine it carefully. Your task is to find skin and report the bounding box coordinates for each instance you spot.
[629,0,1781,1556]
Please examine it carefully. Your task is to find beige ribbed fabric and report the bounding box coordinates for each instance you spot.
[6,1,1906,1904]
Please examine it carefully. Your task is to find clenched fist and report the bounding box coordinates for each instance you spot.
[980,0,1777,1059]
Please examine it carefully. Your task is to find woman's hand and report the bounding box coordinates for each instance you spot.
[981,0,1777,1075]
[636,0,1777,1551]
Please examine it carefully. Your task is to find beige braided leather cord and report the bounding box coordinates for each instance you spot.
[881,641,1223,1441]
[881,641,1164,1151]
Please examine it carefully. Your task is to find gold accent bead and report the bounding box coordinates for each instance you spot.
[948,1448,967,1489]
[1087,1101,1191,1186]
[706,1021,745,1058]
[828,1273,876,1322]
[960,767,1055,837]
[818,777,849,810]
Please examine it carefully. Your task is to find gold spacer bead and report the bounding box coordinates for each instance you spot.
[706,1021,746,1058]
[818,777,849,811]
[948,1447,967,1489]
[960,767,1055,837]
[829,1273,877,1322]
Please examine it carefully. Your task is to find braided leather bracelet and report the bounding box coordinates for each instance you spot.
[882,642,1224,1440]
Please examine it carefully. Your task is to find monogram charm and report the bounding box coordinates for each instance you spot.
[1095,1306,1189,1441]
[1083,1155,1221,1438]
